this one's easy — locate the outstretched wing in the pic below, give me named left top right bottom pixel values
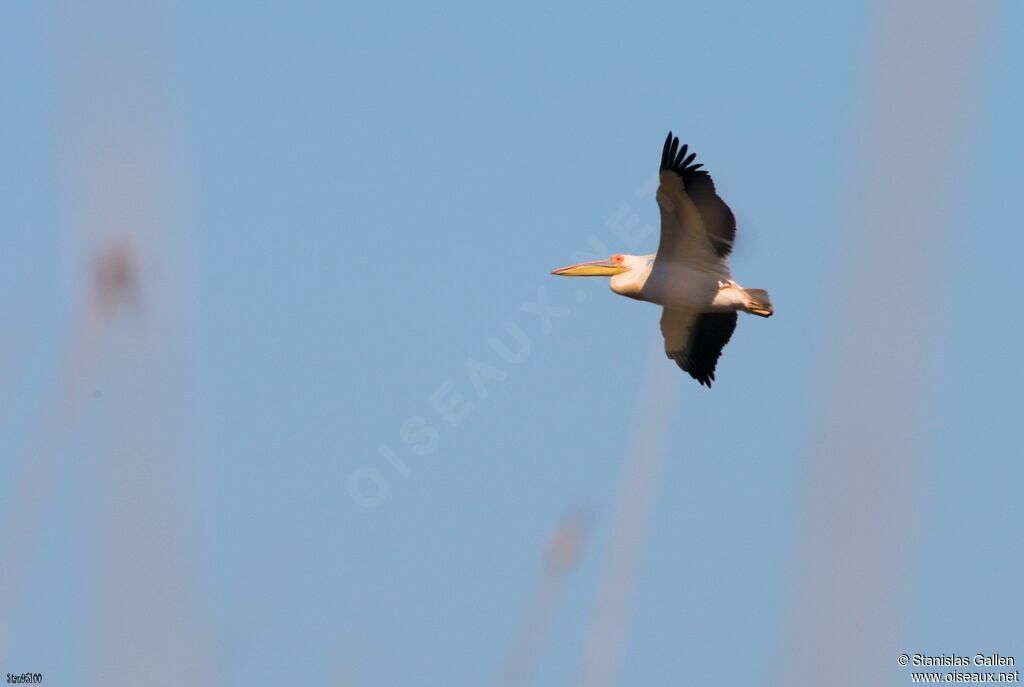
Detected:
left=660, top=307, right=738, bottom=387
left=655, top=132, right=736, bottom=267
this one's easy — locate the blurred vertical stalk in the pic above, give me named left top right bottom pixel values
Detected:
left=496, top=514, right=589, bottom=687
left=46, top=1, right=213, bottom=684
left=777, top=3, right=990, bottom=686
left=0, top=306, right=103, bottom=662
left=578, top=352, right=677, bottom=687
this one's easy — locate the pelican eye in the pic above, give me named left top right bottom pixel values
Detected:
left=612, top=254, right=624, bottom=265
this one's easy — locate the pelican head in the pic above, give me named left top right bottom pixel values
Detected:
left=550, top=253, right=635, bottom=277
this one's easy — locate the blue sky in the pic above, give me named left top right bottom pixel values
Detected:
left=2, top=1, right=1023, bottom=685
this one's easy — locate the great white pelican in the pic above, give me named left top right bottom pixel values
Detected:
left=552, top=132, right=772, bottom=387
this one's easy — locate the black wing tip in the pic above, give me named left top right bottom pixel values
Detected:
left=666, top=312, right=737, bottom=387
left=691, top=366, right=715, bottom=387
left=667, top=352, right=716, bottom=387
left=659, top=131, right=706, bottom=180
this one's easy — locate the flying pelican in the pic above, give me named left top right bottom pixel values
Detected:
left=552, top=132, right=772, bottom=387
